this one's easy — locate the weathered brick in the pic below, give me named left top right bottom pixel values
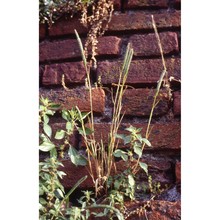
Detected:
left=39, top=24, right=46, bottom=39
left=173, top=91, right=181, bottom=116
left=175, top=161, right=181, bottom=183
left=122, top=88, right=170, bottom=116
left=59, top=157, right=174, bottom=189
left=82, top=122, right=181, bottom=150
left=130, top=32, right=179, bottom=57
left=97, top=58, right=180, bottom=85
left=42, top=61, right=86, bottom=86
left=39, top=36, right=121, bottom=62
left=114, top=0, right=168, bottom=9
left=46, top=11, right=180, bottom=36
left=125, top=200, right=181, bottom=220
left=49, top=16, right=88, bottom=37
left=108, top=11, right=180, bottom=32
left=59, top=159, right=94, bottom=189
left=39, top=88, right=105, bottom=113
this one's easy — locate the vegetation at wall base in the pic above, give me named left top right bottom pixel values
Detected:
left=39, top=21, right=173, bottom=218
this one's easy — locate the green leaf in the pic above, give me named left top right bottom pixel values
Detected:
left=78, top=127, right=93, bottom=136
left=39, top=141, right=55, bottom=152
left=113, top=149, right=128, bottom=161
left=94, top=212, right=106, bottom=217
left=62, top=110, right=70, bottom=121
left=55, top=189, right=64, bottom=199
left=133, top=143, right=142, bottom=157
left=57, top=171, right=66, bottom=179
left=139, top=162, right=148, bottom=175
left=55, top=130, right=65, bottom=140
left=125, top=126, right=135, bottom=133
left=128, top=174, right=135, bottom=187
left=50, top=148, right=57, bottom=158
left=80, top=111, right=91, bottom=120
left=115, top=134, right=125, bottom=139
left=115, top=134, right=131, bottom=145
left=135, top=134, right=142, bottom=142
left=45, top=109, right=54, bottom=116
left=114, top=179, right=121, bottom=190
left=43, top=114, right=49, bottom=124
left=142, top=138, right=152, bottom=147
left=68, top=146, right=87, bottom=166
left=39, top=133, right=50, bottom=142
left=39, top=197, right=47, bottom=205
left=48, top=103, right=61, bottom=111
left=66, top=121, right=73, bottom=131
left=43, top=124, right=52, bottom=138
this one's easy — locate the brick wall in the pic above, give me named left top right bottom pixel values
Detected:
left=39, top=1, right=181, bottom=217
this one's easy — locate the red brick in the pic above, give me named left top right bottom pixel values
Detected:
left=114, top=0, right=168, bottom=9
left=108, top=11, right=180, bottom=32
left=125, top=200, right=181, bottom=220
left=148, top=122, right=181, bottom=150
left=39, top=36, right=121, bottom=62
left=175, top=161, right=181, bottom=183
left=97, top=58, right=180, bottom=85
left=59, top=157, right=174, bottom=189
left=130, top=32, right=179, bottom=57
left=46, top=11, right=180, bottom=37
left=59, top=159, right=94, bottom=189
left=49, top=16, right=88, bottom=37
left=82, top=122, right=181, bottom=150
left=39, top=88, right=105, bottom=113
left=39, top=24, right=46, bottom=39
left=173, top=91, right=181, bottom=116
left=122, top=88, right=170, bottom=116
left=42, top=61, right=86, bottom=86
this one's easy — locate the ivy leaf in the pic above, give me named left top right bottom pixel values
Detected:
left=43, top=124, right=52, bottom=138
left=139, top=162, right=148, bottom=175
left=55, top=130, right=65, bottom=140
left=142, top=138, right=152, bottom=147
left=39, top=141, right=55, bottom=152
left=68, top=146, right=87, bottom=166
left=134, top=144, right=142, bottom=157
